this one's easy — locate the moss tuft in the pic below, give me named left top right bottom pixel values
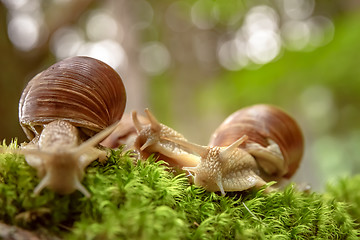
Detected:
left=0, top=142, right=359, bottom=239
left=327, top=175, right=360, bottom=226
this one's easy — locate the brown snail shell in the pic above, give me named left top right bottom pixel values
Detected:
left=209, top=104, right=304, bottom=179
left=19, top=56, right=126, bottom=140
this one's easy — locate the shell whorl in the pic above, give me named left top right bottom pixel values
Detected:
left=209, top=104, right=304, bottom=178
left=19, top=56, right=126, bottom=140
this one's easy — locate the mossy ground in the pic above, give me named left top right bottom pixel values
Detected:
left=0, top=140, right=359, bottom=239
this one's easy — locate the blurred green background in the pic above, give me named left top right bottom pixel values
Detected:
left=1, top=0, right=360, bottom=190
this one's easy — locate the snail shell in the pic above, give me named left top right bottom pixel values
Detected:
left=209, top=104, right=304, bottom=179
left=19, top=56, right=126, bottom=140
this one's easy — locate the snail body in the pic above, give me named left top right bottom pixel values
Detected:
left=132, top=109, right=200, bottom=168
left=15, top=56, right=126, bottom=196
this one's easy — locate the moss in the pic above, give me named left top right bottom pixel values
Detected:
left=0, top=141, right=359, bottom=239
left=326, top=175, right=360, bottom=226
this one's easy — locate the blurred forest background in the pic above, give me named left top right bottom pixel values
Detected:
left=1, top=0, right=360, bottom=190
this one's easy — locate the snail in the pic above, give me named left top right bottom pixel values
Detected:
left=208, top=104, right=304, bottom=179
left=148, top=104, right=304, bottom=195
left=11, top=56, right=126, bottom=197
left=132, top=109, right=200, bottom=168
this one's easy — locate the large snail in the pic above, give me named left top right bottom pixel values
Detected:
left=134, top=105, right=304, bottom=195
left=10, top=56, right=126, bottom=197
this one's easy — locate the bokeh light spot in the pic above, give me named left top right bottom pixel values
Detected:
left=86, top=11, right=119, bottom=41
left=246, top=31, right=281, bottom=64
left=191, top=0, right=216, bottom=29
left=139, top=42, right=171, bottom=75
left=284, top=0, right=315, bottom=20
left=128, top=0, right=154, bottom=28
left=8, top=14, right=40, bottom=51
left=281, top=20, right=311, bottom=51
left=1, top=0, right=28, bottom=10
left=218, top=39, right=248, bottom=71
left=51, top=27, right=84, bottom=59
left=307, top=16, right=335, bottom=48
left=165, top=1, right=192, bottom=32
left=243, top=5, right=279, bottom=36
left=77, top=40, right=127, bottom=70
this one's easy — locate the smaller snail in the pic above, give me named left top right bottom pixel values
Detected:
left=209, top=104, right=304, bottom=179
left=13, top=56, right=127, bottom=197
left=146, top=104, right=304, bottom=195
left=132, top=109, right=200, bottom=168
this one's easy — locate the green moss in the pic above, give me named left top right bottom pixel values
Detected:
left=0, top=141, right=359, bottom=239
left=326, top=175, right=360, bottom=226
